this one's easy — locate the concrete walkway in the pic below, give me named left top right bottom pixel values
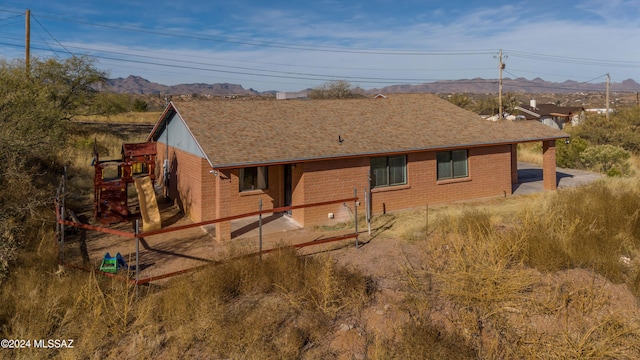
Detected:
left=512, top=162, right=603, bottom=196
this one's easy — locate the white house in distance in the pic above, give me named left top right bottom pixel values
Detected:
left=514, top=100, right=586, bottom=129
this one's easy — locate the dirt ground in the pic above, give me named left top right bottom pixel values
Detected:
left=61, top=188, right=640, bottom=359
left=62, top=195, right=363, bottom=283
left=64, top=121, right=638, bottom=358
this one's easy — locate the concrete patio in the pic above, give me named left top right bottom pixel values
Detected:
left=512, top=162, right=603, bottom=196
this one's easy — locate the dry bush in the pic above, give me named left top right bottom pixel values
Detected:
left=519, top=180, right=640, bottom=293
left=1, top=241, right=374, bottom=359
left=517, top=142, right=543, bottom=165
left=2, top=238, right=156, bottom=359
left=371, top=321, right=477, bottom=359
left=397, top=200, right=640, bottom=358
left=74, top=112, right=161, bottom=124
left=149, top=248, right=374, bottom=358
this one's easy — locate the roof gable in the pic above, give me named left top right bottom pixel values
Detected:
left=149, top=94, right=568, bottom=168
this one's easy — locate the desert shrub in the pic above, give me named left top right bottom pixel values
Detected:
left=580, top=144, right=631, bottom=176
left=399, top=188, right=640, bottom=358
left=572, top=107, right=640, bottom=153
left=373, top=321, right=477, bottom=359
left=519, top=181, right=640, bottom=291
left=308, top=80, right=365, bottom=99
left=153, top=248, right=374, bottom=358
left=133, top=98, right=148, bottom=112
left=556, top=136, right=589, bottom=169
left=0, top=56, right=106, bottom=283
left=518, top=208, right=573, bottom=271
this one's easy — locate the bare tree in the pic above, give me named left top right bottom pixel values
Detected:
left=309, top=80, right=364, bottom=99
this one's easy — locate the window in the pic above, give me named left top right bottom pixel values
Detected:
left=239, top=167, right=268, bottom=191
left=437, top=150, right=468, bottom=180
left=370, top=155, right=407, bottom=188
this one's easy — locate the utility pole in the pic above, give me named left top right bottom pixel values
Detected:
left=25, top=9, right=30, bottom=75
left=498, top=49, right=505, bottom=119
left=606, top=73, right=610, bottom=119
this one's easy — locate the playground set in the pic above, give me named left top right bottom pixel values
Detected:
left=53, top=140, right=362, bottom=284
left=93, top=141, right=159, bottom=225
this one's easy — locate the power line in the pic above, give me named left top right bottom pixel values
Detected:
left=0, top=34, right=497, bottom=84
left=0, top=41, right=500, bottom=85
left=507, top=50, right=640, bottom=68
left=30, top=11, right=497, bottom=56
left=39, top=39, right=498, bottom=74
left=31, top=14, right=73, bottom=56
left=0, top=13, right=22, bottom=23
left=2, top=8, right=637, bottom=91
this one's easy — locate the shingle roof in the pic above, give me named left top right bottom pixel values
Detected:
left=516, top=103, right=585, bottom=120
left=150, top=94, right=568, bottom=168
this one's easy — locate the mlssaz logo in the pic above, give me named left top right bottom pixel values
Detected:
left=34, top=339, right=74, bottom=348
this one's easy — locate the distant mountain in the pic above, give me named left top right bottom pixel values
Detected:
left=369, top=77, right=640, bottom=94
left=106, top=75, right=260, bottom=95
left=107, top=75, right=640, bottom=95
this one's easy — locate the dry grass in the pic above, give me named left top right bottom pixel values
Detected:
left=148, top=248, right=374, bottom=358
left=0, top=245, right=375, bottom=359
left=517, top=142, right=543, bottom=165
left=75, top=112, right=161, bottom=124
left=386, top=178, right=640, bottom=358
left=3, top=118, right=640, bottom=358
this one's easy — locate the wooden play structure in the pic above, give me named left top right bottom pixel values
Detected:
left=93, top=141, right=158, bottom=225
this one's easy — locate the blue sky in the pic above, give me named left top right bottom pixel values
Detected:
left=1, top=0, right=639, bottom=92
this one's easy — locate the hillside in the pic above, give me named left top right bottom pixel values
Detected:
left=106, top=75, right=260, bottom=95
left=106, top=75, right=640, bottom=96
left=369, top=77, right=640, bottom=94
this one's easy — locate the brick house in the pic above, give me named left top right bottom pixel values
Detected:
left=147, top=94, right=568, bottom=241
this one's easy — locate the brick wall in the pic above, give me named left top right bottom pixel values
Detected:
left=155, top=143, right=214, bottom=222
left=291, top=164, right=305, bottom=225
left=427, top=145, right=512, bottom=203
left=543, top=140, right=557, bottom=190
left=222, top=166, right=283, bottom=217
left=157, top=142, right=518, bottom=232
left=299, top=145, right=513, bottom=226
left=301, top=158, right=369, bottom=227
left=511, top=144, right=518, bottom=184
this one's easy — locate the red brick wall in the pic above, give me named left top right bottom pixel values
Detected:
left=428, top=145, right=512, bottom=203
left=223, top=166, right=283, bottom=217
left=301, top=158, right=369, bottom=227
left=299, top=145, right=513, bottom=226
left=511, top=144, right=518, bottom=184
left=291, top=164, right=305, bottom=225
left=158, top=142, right=517, bottom=230
left=543, top=140, right=557, bottom=190
left=155, top=143, right=214, bottom=222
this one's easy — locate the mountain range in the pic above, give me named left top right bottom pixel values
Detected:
left=107, top=75, right=640, bottom=96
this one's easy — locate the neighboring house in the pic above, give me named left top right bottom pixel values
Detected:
left=514, top=100, right=585, bottom=129
left=276, top=91, right=307, bottom=100
left=147, top=94, right=568, bottom=241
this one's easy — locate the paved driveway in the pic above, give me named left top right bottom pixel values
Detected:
left=512, top=162, right=603, bottom=195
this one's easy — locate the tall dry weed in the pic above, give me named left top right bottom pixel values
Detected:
left=74, top=112, right=161, bottom=124
left=148, top=248, right=373, bottom=358
left=517, top=142, right=543, bottom=165
left=398, top=195, right=640, bottom=358
left=518, top=180, right=640, bottom=292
